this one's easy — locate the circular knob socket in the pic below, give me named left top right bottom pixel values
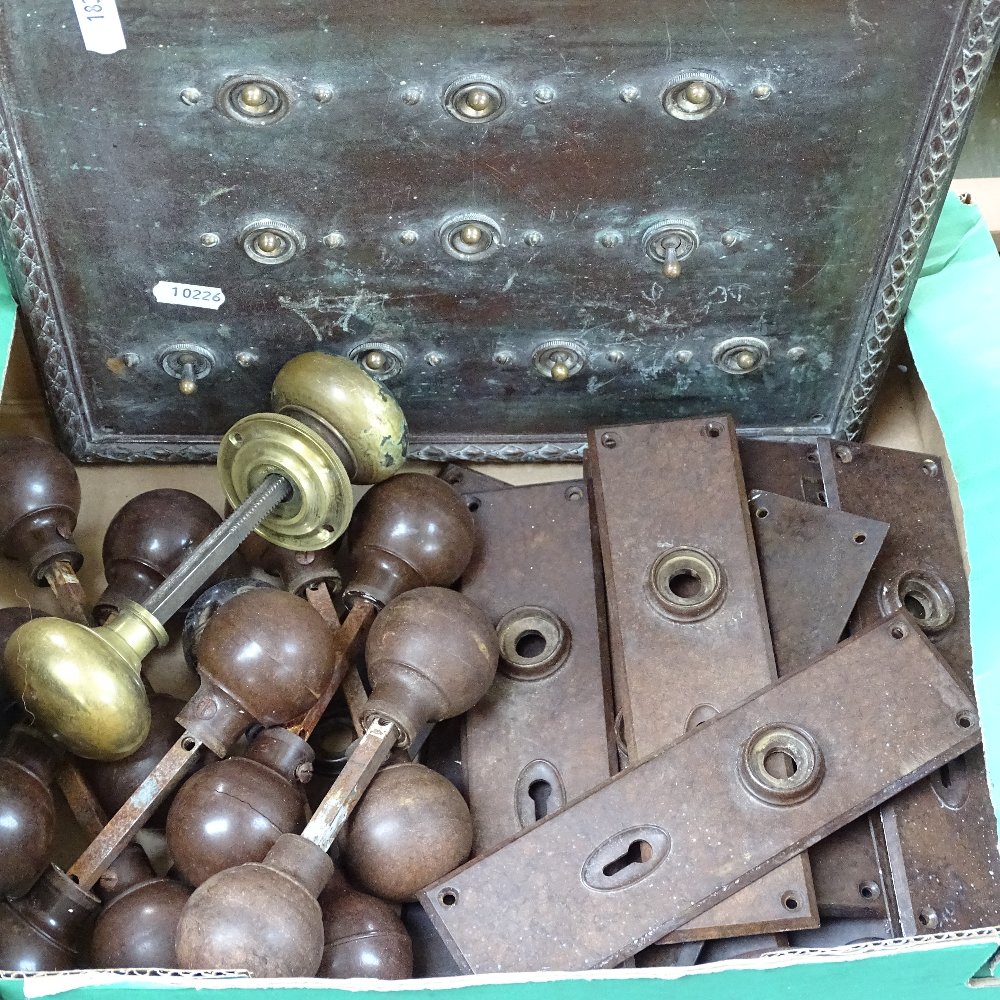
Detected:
left=0, top=727, right=60, bottom=897
left=363, top=587, right=499, bottom=746
left=0, top=437, right=82, bottom=583
left=194, top=588, right=336, bottom=728
left=270, top=352, right=408, bottom=485
left=0, top=866, right=99, bottom=972
left=175, top=834, right=334, bottom=977
left=82, top=693, right=188, bottom=827
left=166, top=728, right=311, bottom=886
left=318, top=870, right=413, bottom=979
left=346, top=474, right=475, bottom=606
left=97, top=489, right=226, bottom=621
left=343, top=761, right=473, bottom=902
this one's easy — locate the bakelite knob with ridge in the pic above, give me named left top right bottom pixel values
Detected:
left=166, top=726, right=313, bottom=886
left=0, top=866, right=99, bottom=971
left=176, top=833, right=335, bottom=978
left=96, top=489, right=233, bottom=622
left=343, top=758, right=474, bottom=903
left=63, top=587, right=336, bottom=895
left=0, top=725, right=61, bottom=897
left=183, top=588, right=335, bottom=756
left=317, top=868, right=413, bottom=979
left=91, top=846, right=191, bottom=968
left=345, top=473, right=475, bottom=607
left=363, top=587, right=500, bottom=748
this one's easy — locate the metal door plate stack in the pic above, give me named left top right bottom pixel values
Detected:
left=419, top=615, right=979, bottom=972
left=587, top=415, right=815, bottom=940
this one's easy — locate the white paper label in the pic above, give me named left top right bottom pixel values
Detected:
left=71, top=0, right=126, bottom=54
left=152, top=281, right=226, bottom=310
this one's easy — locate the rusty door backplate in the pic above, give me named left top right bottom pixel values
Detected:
left=587, top=415, right=815, bottom=941
left=817, top=438, right=1000, bottom=935
left=1, top=3, right=997, bottom=462
left=458, top=480, right=615, bottom=853
left=737, top=436, right=896, bottom=924
left=419, top=614, right=980, bottom=973
left=748, top=490, right=887, bottom=675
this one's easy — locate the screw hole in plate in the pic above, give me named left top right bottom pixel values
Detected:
left=438, top=888, right=459, bottom=907
left=956, top=710, right=975, bottom=730
left=859, top=880, right=881, bottom=900
left=890, top=624, right=908, bottom=640
left=781, top=892, right=801, bottom=911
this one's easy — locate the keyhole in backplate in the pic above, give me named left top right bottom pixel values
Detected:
left=602, top=839, right=653, bottom=877
left=528, top=779, right=552, bottom=821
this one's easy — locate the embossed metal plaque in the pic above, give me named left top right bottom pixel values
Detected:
left=0, top=3, right=996, bottom=461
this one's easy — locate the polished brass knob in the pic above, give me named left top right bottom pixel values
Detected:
left=3, top=604, right=165, bottom=759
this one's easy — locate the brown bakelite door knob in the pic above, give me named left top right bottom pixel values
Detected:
left=363, top=587, right=500, bottom=745
left=91, top=846, right=191, bottom=968
left=343, top=760, right=473, bottom=903
left=0, top=866, right=99, bottom=971
left=96, top=489, right=227, bottom=621
left=82, top=693, right=188, bottom=828
left=346, top=474, right=475, bottom=606
left=178, top=588, right=336, bottom=756
left=317, top=868, right=413, bottom=979
left=176, top=833, right=335, bottom=977
left=0, top=437, right=83, bottom=584
left=0, top=726, right=61, bottom=897
left=166, top=727, right=312, bottom=886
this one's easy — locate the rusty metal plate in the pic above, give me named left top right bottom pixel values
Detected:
left=1, top=3, right=996, bottom=462
left=458, top=480, right=615, bottom=853
left=419, top=614, right=980, bottom=973
left=807, top=814, right=894, bottom=923
left=587, top=415, right=815, bottom=940
left=816, top=438, right=1000, bottom=935
left=748, top=490, right=887, bottom=674
left=739, top=439, right=826, bottom=504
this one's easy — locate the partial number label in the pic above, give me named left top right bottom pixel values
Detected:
left=152, top=281, right=226, bottom=311
left=72, top=0, right=126, bottom=54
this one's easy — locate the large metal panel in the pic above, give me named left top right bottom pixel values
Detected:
left=0, top=3, right=996, bottom=460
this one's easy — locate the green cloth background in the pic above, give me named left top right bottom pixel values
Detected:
left=0, top=196, right=997, bottom=992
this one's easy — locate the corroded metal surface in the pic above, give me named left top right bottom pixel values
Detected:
left=587, top=416, right=815, bottom=940
left=748, top=490, right=887, bottom=674
left=419, top=615, right=980, bottom=973
left=458, top=480, right=615, bottom=853
left=817, top=438, right=1000, bottom=935
left=1, top=4, right=996, bottom=460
